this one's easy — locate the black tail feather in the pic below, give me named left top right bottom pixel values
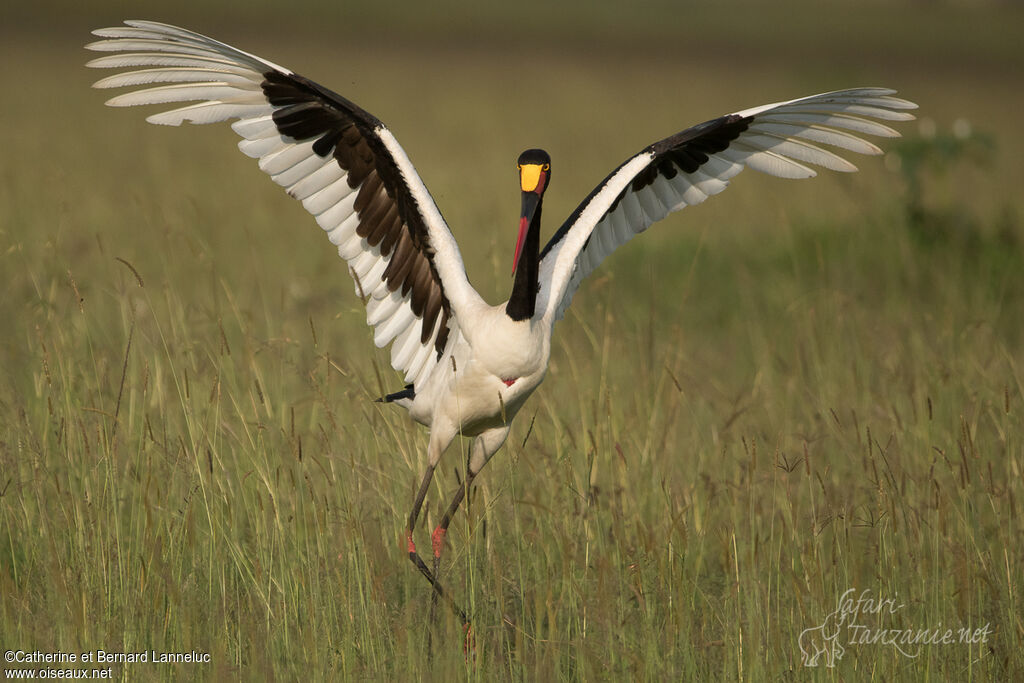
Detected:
left=376, top=383, right=415, bottom=403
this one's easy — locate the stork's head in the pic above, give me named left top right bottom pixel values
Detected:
left=514, top=149, right=551, bottom=274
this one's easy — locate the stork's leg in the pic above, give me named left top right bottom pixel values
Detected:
left=426, top=427, right=510, bottom=651
left=405, top=427, right=468, bottom=624
left=431, top=470, right=472, bottom=583
left=430, top=427, right=510, bottom=594
left=406, top=463, right=435, bottom=552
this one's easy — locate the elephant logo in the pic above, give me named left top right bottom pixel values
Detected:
left=799, top=607, right=846, bottom=668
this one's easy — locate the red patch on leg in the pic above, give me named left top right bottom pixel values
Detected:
left=431, top=526, right=446, bottom=558
left=406, top=529, right=416, bottom=554
left=502, top=377, right=517, bottom=387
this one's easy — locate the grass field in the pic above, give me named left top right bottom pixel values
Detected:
left=2, top=2, right=1023, bottom=680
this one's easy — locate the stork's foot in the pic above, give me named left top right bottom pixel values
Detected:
left=463, top=622, right=476, bottom=659
left=432, top=526, right=447, bottom=558
left=430, top=526, right=447, bottom=606
left=406, top=528, right=469, bottom=626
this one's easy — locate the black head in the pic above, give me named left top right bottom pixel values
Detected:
left=517, top=149, right=552, bottom=192
left=517, top=148, right=551, bottom=168
left=512, top=149, right=551, bottom=277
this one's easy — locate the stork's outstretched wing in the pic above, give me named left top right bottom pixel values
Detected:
left=536, top=89, right=916, bottom=323
left=87, top=20, right=481, bottom=389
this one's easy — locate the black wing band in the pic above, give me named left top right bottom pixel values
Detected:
left=262, top=72, right=452, bottom=355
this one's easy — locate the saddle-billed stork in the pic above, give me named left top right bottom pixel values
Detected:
left=87, top=20, right=916, bottom=624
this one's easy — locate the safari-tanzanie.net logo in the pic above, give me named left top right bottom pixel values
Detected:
left=799, top=588, right=992, bottom=668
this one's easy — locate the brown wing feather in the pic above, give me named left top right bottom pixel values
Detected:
left=262, top=71, right=452, bottom=356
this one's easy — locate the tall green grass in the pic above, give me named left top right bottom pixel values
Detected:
left=2, top=7, right=1023, bottom=680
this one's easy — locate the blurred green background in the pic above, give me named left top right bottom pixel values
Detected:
left=2, top=1, right=1022, bottom=680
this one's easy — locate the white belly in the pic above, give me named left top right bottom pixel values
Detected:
left=407, top=305, right=550, bottom=435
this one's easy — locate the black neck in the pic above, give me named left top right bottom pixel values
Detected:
left=506, top=205, right=541, bottom=321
